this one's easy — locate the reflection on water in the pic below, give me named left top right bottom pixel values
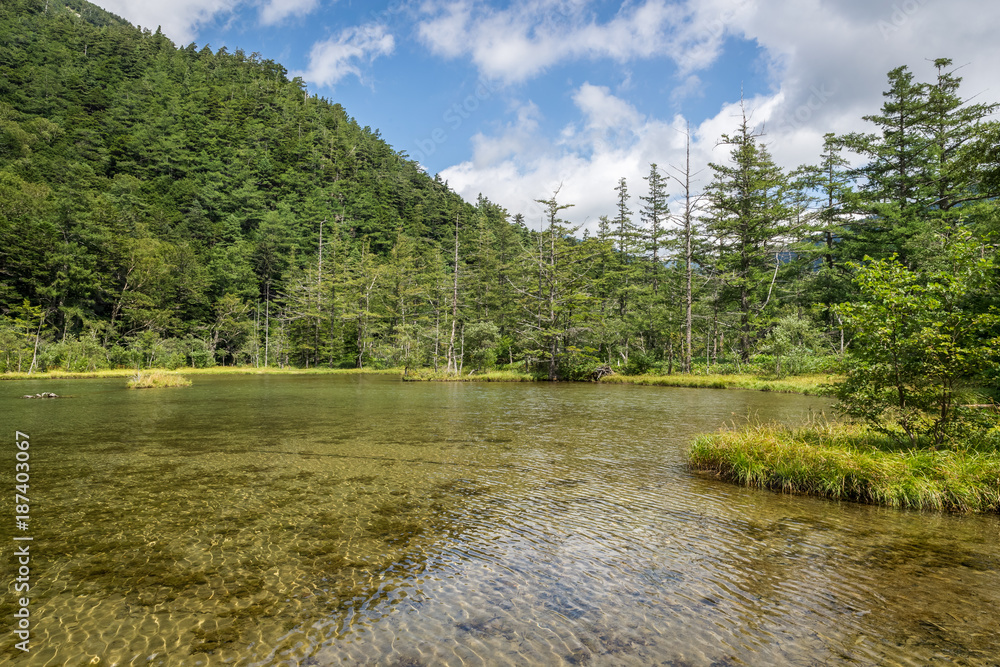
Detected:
left=2, top=375, right=998, bottom=666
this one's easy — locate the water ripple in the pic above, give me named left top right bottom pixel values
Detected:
left=3, top=376, right=999, bottom=665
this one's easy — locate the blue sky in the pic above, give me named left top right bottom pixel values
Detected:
left=92, top=0, right=1000, bottom=230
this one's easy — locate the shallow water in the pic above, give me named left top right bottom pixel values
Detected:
left=1, top=374, right=998, bottom=666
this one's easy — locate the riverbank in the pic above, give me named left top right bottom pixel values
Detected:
left=401, top=369, right=535, bottom=382
left=402, top=369, right=839, bottom=394
left=598, top=372, right=838, bottom=395
left=3, top=365, right=839, bottom=397
left=0, top=367, right=403, bottom=380
left=689, top=421, right=1000, bottom=513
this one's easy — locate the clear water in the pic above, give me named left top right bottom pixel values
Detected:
left=1, top=374, right=998, bottom=666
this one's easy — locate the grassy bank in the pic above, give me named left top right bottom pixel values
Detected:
left=401, top=369, right=536, bottom=382
left=599, top=372, right=839, bottom=395
left=690, top=421, right=1000, bottom=512
left=127, top=370, right=192, bottom=389
left=2, top=366, right=838, bottom=396
left=401, top=369, right=839, bottom=392
left=1, top=366, right=403, bottom=381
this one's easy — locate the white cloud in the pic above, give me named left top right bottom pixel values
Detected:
left=439, top=0, right=1000, bottom=231
left=292, top=23, right=395, bottom=88
left=573, top=83, right=643, bottom=132
left=259, top=0, right=322, bottom=26
left=442, top=85, right=706, bottom=230
left=91, top=0, right=328, bottom=45
left=469, top=101, right=545, bottom=168
left=414, top=0, right=758, bottom=83
left=416, top=0, right=724, bottom=84
left=90, top=0, right=239, bottom=44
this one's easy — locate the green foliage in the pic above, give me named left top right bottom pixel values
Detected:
left=556, top=345, right=602, bottom=381
left=463, top=321, right=500, bottom=371
left=837, top=59, right=1000, bottom=266
left=705, top=104, right=797, bottom=362
left=762, top=314, right=826, bottom=378
left=624, top=351, right=654, bottom=376
left=835, top=233, right=1000, bottom=445
left=0, top=0, right=473, bottom=368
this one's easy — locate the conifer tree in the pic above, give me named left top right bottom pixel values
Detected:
left=705, top=105, right=794, bottom=362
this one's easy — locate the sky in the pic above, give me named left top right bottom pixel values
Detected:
left=90, top=0, right=1000, bottom=231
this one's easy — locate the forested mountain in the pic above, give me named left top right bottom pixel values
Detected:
left=1, top=0, right=998, bottom=382
left=0, top=0, right=485, bottom=369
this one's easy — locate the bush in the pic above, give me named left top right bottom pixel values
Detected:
left=557, top=345, right=602, bottom=381
left=463, top=321, right=500, bottom=371
left=38, top=335, right=109, bottom=372
left=835, top=235, right=1000, bottom=445
left=624, top=351, right=654, bottom=376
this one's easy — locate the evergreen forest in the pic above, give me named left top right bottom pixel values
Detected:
left=2, top=0, right=999, bottom=395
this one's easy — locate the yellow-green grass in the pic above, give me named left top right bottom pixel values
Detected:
left=1, top=366, right=403, bottom=381
left=689, top=421, right=1000, bottom=513
left=401, top=369, right=536, bottom=382
left=127, top=370, right=193, bottom=389
left=599, top=372, right=840, bottom=395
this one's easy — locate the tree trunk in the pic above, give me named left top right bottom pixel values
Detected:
left=447, top=214, right=459, bottom=374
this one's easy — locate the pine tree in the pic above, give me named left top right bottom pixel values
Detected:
left=640, top=164, right=669, bottom=295
left=705, top=104, right=794, bottom=362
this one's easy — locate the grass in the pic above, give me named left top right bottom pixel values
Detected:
left=2, top=365, right=837, bottom=395
left=599, top=372, right=840, bottom=395
left=0, top=366, right=403, bottom=381
left=689, top=420, right=1000, bottom=512
left=127, top=370, right=193, bottom=389
left=401, top=368, right=536, bottom=382
left=401, top=368, right=840, bottom=392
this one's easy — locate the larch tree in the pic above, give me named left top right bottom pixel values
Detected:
left=705, top=104, right=794, bottom=362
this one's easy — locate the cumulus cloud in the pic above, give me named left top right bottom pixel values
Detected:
left=438, top=0, right=1000, bottom=230
left=90, top=0, right=239, bottom=44
left=259, top=0, right=322, bottom=26
left=442, top=85, right=705, bottom=230
left=292, top=23, right=395, bottom=88
left=415, top=0, right=743, bottom=84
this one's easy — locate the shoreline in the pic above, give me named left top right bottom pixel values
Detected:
left=0, top=367, right=404, bottom=381
left=689, top=421, right=1000, bottom=513
left=403, top=369, right=839, bottom=395
left=3, top=367, right=839, bottom=396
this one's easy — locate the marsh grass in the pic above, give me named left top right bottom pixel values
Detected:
left=127, top=370, right=193, bottom=389
left=690, top=420, right=1000, bottom=512
left=1, top=366, right=403, bottom=381
left=600, top=372, right=839, bottom=395
left=402, top=369, right=536, bottom=382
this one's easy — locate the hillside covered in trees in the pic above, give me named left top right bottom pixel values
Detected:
left=2, top=0, right=999, bottom=389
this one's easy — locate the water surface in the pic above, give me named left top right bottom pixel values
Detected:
left=2, top=375, right=998, bottom=666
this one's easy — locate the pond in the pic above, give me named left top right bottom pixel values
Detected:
left=2, top=374, right=998, bottom=666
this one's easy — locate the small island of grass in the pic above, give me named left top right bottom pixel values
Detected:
left=127, top=370, right=192, bottom=389
left=690, top=421, right=1000, bottom=513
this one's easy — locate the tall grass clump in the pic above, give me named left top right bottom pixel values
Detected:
left=690, top=421, right=1000, bottom=513
left=127, top=370, right=192, bottom=389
